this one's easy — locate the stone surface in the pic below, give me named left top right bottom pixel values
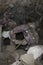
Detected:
left=27, top=45, right=43, bottom=59
left=0, top=25, right=2, bottom=52
left=20, top=54, right=34, bottom=65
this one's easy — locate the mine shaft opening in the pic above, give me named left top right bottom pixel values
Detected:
left=15, top=32, right=24, bottom=40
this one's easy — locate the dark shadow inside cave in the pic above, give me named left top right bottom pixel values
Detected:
left=15, top=32, right=24, bottom=40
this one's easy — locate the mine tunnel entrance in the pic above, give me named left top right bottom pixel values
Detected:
left=15, top=32, right=24, bottom=40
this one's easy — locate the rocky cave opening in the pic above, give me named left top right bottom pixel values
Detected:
left=15, top=32, right=24, bottom=40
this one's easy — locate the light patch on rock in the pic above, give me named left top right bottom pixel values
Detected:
left=27, top=45, right=43, bottom=59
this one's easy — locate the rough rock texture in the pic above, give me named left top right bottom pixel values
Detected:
left=20, top=54, right=34, bottom=65
left=0, top=0, right=43, bottom=44
left=10, top=24, right=38, bottom=45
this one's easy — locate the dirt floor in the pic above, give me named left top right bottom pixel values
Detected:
left=0, top=45, right=26, bottom=65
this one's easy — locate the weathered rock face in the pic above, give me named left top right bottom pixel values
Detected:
left=0, top=0, right=10, bottom=4
left=0, top=0, right=43, bottom=25
left=9, top=23, right=39, bottom=45
left=0, top=0, right=43, bottom=44
left=0, top=0, right=35, bottom=5
left=27, top=45, right=43, bottom=59
left=20, top=54, right=34, bottom=65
